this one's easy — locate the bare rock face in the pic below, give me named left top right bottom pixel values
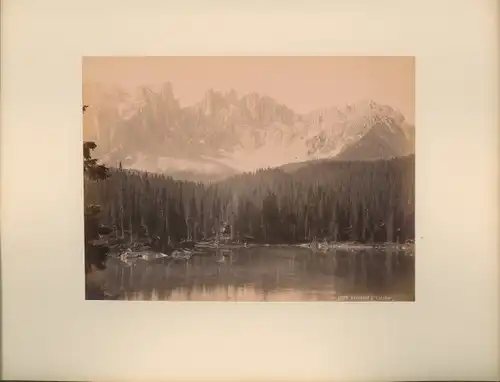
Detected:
left=84, top=83, right=415, bottom=180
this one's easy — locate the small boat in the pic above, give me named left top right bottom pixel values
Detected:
left=300, top=238, right=319, bottom=251
left=121, top=251, right=143, bottom=259
left=119, top=252, right=136, bottom=266
left=297, top=243, right=312, bottom=248
left=318, top=240, right=330, bottom=251
left=171, top=249, right=193, bottom=261
left=195, top=240, right=220, bottom=249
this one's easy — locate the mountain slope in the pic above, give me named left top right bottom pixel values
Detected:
left=83, top=82, right=415, bottom=179
left=336, top=121, right=414, bottom=161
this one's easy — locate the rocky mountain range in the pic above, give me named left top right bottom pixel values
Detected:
left=83, top=82, right=415, bottom=181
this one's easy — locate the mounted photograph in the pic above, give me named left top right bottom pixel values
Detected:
left=82, top=56, right=415, bottom=301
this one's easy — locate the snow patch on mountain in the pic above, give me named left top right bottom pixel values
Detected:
left=83, top=83, right=415, bottom=178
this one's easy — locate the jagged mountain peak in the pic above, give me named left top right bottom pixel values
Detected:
left=83, top=82, right=414, bottom=180
left=311, top=99, right=403, bottom=121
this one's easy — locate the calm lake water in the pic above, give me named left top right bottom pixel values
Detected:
left=102, top=246, right=414, bottom=301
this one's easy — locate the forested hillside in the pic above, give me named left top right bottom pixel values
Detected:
left=84, top=155, right=414, bottom=251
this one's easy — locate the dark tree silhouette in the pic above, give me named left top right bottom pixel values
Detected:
left=84, top=154, right=415, bottom=251
left=83, top=105, right=113, bottom=299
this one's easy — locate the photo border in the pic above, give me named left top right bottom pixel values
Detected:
left=1, top=0, right=498, bottom=380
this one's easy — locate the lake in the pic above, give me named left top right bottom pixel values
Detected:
left=102, top=246, right=415, bottom=301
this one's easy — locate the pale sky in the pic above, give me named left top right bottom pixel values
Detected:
left=83, top=56, right=414, bottom=122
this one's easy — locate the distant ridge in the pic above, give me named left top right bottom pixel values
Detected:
left=83, top=82, right=415, bottom=181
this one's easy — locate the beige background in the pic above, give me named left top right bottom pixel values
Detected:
left=1, top=0, right=498, bottom=381
left=83, top=56, right=415, bottom=122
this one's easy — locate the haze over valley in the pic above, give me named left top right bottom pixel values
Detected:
left=83, top=82, right=415, bottom=181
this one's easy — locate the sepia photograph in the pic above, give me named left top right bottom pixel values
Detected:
left=2, top=1, right=498, bottom=380
left=83, top=56, right=415, bottom=301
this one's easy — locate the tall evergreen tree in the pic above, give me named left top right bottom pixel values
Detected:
left=84, top=154, right=415, bottom=247
left=83, top=105, right=113, bottom=299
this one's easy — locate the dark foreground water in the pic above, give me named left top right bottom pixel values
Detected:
left=100, top=246, right=414, bottom=301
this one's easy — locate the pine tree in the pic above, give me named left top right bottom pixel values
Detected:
left=83, top=105, right=113, bottom=299
left=85, top=154, right=415, bottom=247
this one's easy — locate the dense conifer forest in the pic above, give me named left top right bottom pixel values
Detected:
left=84, top=153, right=415, bottom=252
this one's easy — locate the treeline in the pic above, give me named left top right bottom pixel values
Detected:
left=84, top=155, right=415, bottom=250
left=83, top=105, right=115, bottom=299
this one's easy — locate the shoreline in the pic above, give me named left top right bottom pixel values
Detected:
left=110, top=241, right=415, bottom=257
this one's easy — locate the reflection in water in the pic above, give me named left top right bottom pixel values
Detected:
left=103, top=246, right=415, bottom=301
